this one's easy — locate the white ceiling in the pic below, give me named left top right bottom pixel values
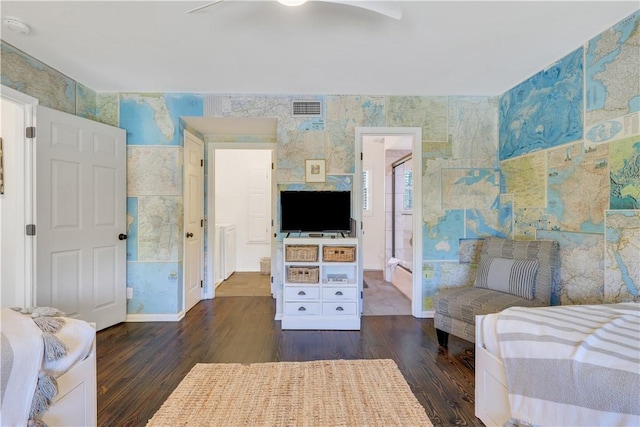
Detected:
left=1, top=1, right=638, bottom=96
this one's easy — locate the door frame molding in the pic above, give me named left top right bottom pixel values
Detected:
left=1, top=85, right=38, bottom=308
left=355, top=127, right=425, bottom=318
left=206, top=142, right=277, bottom=299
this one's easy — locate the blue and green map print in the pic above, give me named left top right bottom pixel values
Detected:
left=499, top=48, right=584, bottom=161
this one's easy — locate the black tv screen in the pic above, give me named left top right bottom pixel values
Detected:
left=280, top=191, right=351, bottom=233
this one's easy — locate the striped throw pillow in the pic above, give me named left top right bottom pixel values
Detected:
left=474, top=257, right=539, bottom=299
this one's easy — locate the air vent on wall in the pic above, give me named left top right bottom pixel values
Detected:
left=291, top=100, right=322, bottom=117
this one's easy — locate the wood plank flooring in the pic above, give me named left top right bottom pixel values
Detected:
left=97, top=297, right=481, bottom=427
left=215, top=271, right=272, bottom=297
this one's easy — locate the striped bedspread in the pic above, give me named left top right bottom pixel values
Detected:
left=496, top=303, right=640, bottom=427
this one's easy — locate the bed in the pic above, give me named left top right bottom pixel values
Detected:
left=0, top=307, right=97, bottom=427
left=475, top=302, right=639, bottom=427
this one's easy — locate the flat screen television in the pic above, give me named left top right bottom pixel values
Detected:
left=280, top=191, right=351, bottom=233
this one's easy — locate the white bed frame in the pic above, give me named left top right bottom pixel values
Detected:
left=474, top=314, right=510, bottom=427
left=41, top=326, right=97, bottom=427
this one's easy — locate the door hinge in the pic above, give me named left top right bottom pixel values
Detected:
left=26, top=127, right=36, bottom=139
left=271, top=219, right=274, bottom=227
left=271, top=162, right=274, bottom=170
left=361, top=291, right=363, bottom=299
left=201, top=219, right=204, bottom=227
left=201, top=159, right=204, bottom=167
left=26, top=224, right=36, bottom=236
left=200, top=280, right=203, bottom=288
left=361, top=152, right=363, bottom=160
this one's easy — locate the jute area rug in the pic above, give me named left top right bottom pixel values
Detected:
left=147, top=359, right=433, bottom=427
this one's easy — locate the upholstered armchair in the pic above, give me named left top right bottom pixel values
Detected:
left=433, top=236, right=559, bottom=347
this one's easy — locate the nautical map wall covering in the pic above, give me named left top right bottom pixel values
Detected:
left=1, top=9, right=637, bottom=314
left=499, top=10, right=639, bottom=304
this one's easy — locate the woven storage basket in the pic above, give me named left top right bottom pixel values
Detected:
left=285, top=245, right=319, bottom=262
left=287, top=266, right=319, bottom=283
left=323, top=246, right=356, bottom=262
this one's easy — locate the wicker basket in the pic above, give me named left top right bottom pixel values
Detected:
left=287, top=266, right=319, bottom=283
left=323, top=246, right=356, bottom=262
left=285, top=245, right=319, bottom=262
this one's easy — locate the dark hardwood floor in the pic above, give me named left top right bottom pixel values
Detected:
left=97, top=297, right=481, bottom=426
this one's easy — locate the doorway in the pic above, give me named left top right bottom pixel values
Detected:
left=181, top=117, right=278, bottom=300
left=355, top=127, right=423, bottom=318
left=1, top=86, right=127, bottom=329
left=212, top=147, right=273, bottom=297
left=0, top=88, right=35, bottom=309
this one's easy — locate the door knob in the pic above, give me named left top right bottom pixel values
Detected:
left=186, top=232, right=194, bottom=238
left=118, top=234, right=127, bottom=240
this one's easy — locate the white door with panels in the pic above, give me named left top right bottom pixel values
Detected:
left=184, top=131, right=204, bottom=313
left=36, top=106, right=126, bottom=330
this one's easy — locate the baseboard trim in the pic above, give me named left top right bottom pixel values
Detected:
left=420, top=310, right=435, bottom=318
left=126, top=312, right=185, bottom=323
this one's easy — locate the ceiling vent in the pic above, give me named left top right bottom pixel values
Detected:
left=291, top=100, right=322, bottom=117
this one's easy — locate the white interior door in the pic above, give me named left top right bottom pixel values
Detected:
left=36, top=105, right=126, bottom=330
left=184, top=131, right=204, bottom=312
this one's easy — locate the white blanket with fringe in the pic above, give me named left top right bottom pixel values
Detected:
left=41, top=316, right=95, bottom=377
left=0, top=308, right=95, bottom=426
left=0, top=308, right=44, bottom=427
left=496, top=303, right=640, bottom=427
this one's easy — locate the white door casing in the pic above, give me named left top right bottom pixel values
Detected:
left=1, top=98, right=27, bottom=307
left=36, top=105, right=126, bottom=330
left=0, top=86, right=37, bottom=309
left=183, top=131, right=204, bottom=312
left=355, top=127, right=423, bottom=318
left=207, top=142, right=276, bottom=300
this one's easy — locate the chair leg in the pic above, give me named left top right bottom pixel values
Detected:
left=436, top=329, right=449, bottom=348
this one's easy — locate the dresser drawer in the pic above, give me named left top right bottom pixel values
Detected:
left=284, top=302, right=321, bottom=316
left=323, top=302, right=357, bottom=315
left=285, top=286, right=320, bottom=300
left=322, top=287, right=357, bottom=301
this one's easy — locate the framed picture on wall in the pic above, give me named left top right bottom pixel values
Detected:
left=305, top=159, right=326, bottom=183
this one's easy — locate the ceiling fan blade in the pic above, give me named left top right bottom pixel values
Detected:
left=185, top=0, right=226, bottom=14
left=317, top=1, right=402, bottom=20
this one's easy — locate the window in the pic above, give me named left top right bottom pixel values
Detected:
left=403, top=170, right=413, bottom=211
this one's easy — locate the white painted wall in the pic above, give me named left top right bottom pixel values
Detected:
left=362, top=138, right=386, bottom=270
left=0, top=98, right=27, bottom=307
left=215, top=149, right=271, bottom=272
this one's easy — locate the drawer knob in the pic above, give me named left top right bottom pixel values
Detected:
left=298, top=291, right=306, bottom=296
left=298, top=306, right=307, bottom=311
left=336, top=306, right=344, bottom=311
left=335, top=291, right=343, bottom=296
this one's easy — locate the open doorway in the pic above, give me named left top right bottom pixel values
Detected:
left=182, top=117, right=278, bottom=300
left=0, top=87, right=36, bottom=309
left=355, top=127, right=423, bottom=318
left=213, top=148, right=273, bottom=297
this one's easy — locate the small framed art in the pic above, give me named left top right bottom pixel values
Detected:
left=305, top=159, right=326, bottom=183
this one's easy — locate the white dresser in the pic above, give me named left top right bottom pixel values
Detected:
left=282, top=237, right=360, bottom=330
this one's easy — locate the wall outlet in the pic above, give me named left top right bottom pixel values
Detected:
left=126, top=287, right=133, bottom=299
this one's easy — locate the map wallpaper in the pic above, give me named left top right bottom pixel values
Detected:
left=1, top=9, right=637, bottom=315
